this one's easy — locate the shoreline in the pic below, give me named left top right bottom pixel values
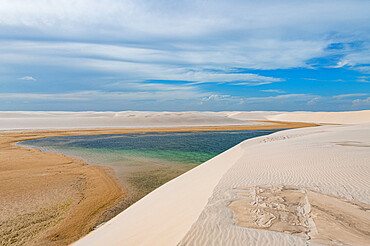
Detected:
left=0, top=121, right=318, bottom=245
left=73, top=122, right=370, bottom=246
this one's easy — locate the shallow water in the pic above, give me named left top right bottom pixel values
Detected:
left=20, top=130, right=281, bottom=167
left=19, top=130, right=282, bottom=212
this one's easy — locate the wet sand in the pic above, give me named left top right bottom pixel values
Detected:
left=0, top=121, right=317, bottom=245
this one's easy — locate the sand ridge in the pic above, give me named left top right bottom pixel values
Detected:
left=179, top=123, right=370, bottom=245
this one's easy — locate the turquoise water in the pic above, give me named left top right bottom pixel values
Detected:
left=20, top=130, right=281, bottom=166
left=19, top=129, right=283, bottom=210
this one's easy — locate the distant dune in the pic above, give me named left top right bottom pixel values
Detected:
left=1, top=110, right=369, bottom=130
left=217, top=110, right=370, bottom=124
left=266, top=110, right=370, bottom=124
left=0, top=111, right=251, bottom=130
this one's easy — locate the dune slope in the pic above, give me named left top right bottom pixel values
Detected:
left=74, top=120, right=370, bottom=246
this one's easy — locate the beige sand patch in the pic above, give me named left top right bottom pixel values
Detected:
left=229, top=185, right=370, bottom=245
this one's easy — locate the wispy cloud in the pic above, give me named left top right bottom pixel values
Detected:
left=357, top=76, right=370, bottom=83
left=200, top=94, right=243, bottom=105
left=260, top=89, right=285, bottom=93
left=352, top=97, right=370, bottom=106
left=1, top=41, right=286, bottom=85
left=333, top=93, right=368, bottom=99
left=0, top=87, right=208, bottom=102
left=244, top=94, right=315, bottom=103
left=306, top=97, right=320, bottom=105
left=18, top=76, right=36, bottom=81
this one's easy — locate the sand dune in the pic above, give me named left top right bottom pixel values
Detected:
left=1, top=110, right=368, bottom=130
left=2, top=110, right=369, bottom=245
left=216, top=110, right=370, bottom=124
left=74, top=112, right=370, bottom=245
left=266, top=110, right=370, bottom=124
left=0, top=111, right=252, bottom=130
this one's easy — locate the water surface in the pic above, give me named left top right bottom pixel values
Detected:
left=20, top=130, right=281, bottom=211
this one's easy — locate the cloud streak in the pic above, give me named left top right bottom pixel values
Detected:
left=18, top=76, right=36, bottom=81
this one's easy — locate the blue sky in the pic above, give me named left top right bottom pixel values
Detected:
left=0, top=0, right=369, bottom=111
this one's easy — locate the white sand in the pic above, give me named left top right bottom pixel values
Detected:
left=73, top=110, right=370, bottom=246
left=1, top=110, right=369, bottom=130
left=266, top=110, right=370, bottom=124
left=217, top=110, right=370, bottom=124
left=0, top=111, right=252, bottom=130
left=0, top=111, right=253, bottom=130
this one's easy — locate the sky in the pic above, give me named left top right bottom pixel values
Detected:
left=0, top=0, right=369, bottom=111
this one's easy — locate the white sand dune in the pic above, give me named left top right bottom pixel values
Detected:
left=0, top=111, right=252, bottom=130
left=266, top=110, right=370, bottom=124
left=73, top=110, right=370, bottom=246
left=212, top=111, right=282, bottom=121
left=216, top=110, right=370, bottom=124
left=1, top=110, right=369, bottom=130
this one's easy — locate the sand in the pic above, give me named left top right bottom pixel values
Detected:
left=1, top=110, right=369, bottom=245
left=229, top=186, right=370, bottom=245
left=0, top=131, right=124, bottom=246
left=2, top=110, right=368, bottom=130
left=73, top=110, right=370, bottom=246
left=0, top=121, right=316, bottom=246
left=266, top=110, right=370, bottom=124
left=216, top=110, right=370, bottom=124
left=0, top=111, right=252, bottom=130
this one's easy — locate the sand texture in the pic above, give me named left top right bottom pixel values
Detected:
left=179, top=124, right=370, bottom=245
left=74, top=121, right=370, bottom=245
left=229, top=186, right=370, bottom=245
left=0, top=132, right=124, bottom=246
left=0, top=122, right=315, bottom=245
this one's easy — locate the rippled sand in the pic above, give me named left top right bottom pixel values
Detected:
left=74, top=114, right=370, bottom=246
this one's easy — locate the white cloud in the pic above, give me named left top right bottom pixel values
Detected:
left=260, top=89, right=285, bottom=93
left=306, top=97, right=320, bottom=105
left=357, top=76, right=370, bottom=83
left=0, top=41, right=285, bottom=85
left=352, top=97, right=370, bottom=106
left=0, top=85, right=208, bottom=102
left=355, top=66, right=370, bottom=74
left=333, top=93, right=368, bottom=99
left=0, top=0, right=369, bottom=111
left=1, top=0, right=369, bottom=72
left=332, top=60, right=351, bottom=68
left=244, top=94, right=316, bottom=103
left=1, top=0, right=368, bottom=39
left=200, top=94, right=242, bottom=104
left=18, top=76, right=36, bottom=81
left=333, top=43, right=370, bottom=71
left=201, top=94, right=230, bottom=102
